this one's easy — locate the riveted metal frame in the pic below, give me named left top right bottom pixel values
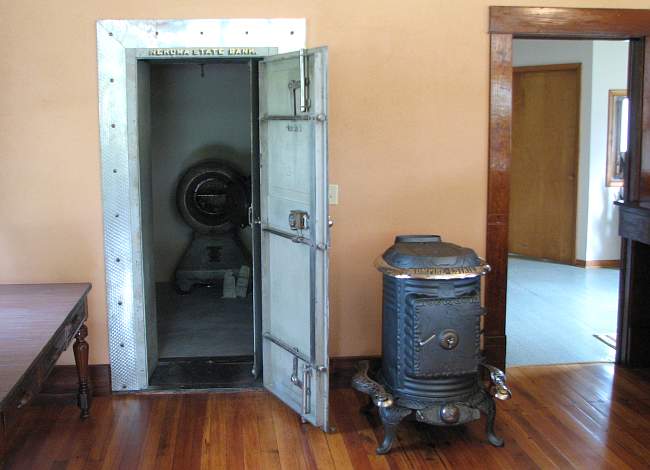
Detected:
left=97, top=19, right=306, bottom=391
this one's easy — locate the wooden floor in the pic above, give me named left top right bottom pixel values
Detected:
left=2, top=363, right=650, bottom=469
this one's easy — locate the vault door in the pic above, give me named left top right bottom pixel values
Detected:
left=259, top=48, right=329, bottom=428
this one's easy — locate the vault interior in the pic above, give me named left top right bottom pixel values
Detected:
left=140, top=59, right=259, bottom=387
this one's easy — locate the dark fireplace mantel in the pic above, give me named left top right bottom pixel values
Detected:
left=615, top=201, right=650, bottom=245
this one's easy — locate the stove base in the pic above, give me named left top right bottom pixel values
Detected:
left=352, top=360, right=509, bottom=454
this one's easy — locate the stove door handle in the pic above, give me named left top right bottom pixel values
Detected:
left=418, top=332, right=437, bottom=347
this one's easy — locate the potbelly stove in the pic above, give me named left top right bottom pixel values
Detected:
left=352, top=235, right=511, bottom=454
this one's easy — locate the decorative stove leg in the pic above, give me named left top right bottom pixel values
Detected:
left=376, top=406, right=411, bottom=454
left=476, top=389, right=503, bottom=447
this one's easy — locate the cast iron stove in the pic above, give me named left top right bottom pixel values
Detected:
left=352, top=235, right=511, bottom=453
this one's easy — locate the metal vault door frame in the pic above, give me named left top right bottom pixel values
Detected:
left=96, top=19, right=306, bottom=391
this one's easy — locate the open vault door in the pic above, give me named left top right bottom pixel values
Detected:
left=259, top=47, right=329, bottom=429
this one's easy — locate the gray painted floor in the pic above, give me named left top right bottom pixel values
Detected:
left=156, top=282, right=254, bottom=358
left=506, top=256, right=618, bottom=366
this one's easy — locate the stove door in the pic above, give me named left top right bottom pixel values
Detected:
left=259, top=47, right=329, bottom=429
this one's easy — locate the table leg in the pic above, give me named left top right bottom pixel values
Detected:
left=73, top=324, right=90, bottom=419
left=0, top=412, right=6, bottom=462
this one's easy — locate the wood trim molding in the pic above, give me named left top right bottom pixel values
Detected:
left=490, top=6, right=650, bottom=38
left=575, top=259, right=621, bottom=269
left=641, top=37, right=650, bottom=201
left=513, top=63, right=581, bottom=74
left=485, top=33, right=512, bottom=370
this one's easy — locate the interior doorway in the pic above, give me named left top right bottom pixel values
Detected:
left=505, top=39, right=628, bottom=366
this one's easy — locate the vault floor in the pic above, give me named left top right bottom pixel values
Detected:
left=156, top=282, right=254, bottom=359
left=149, top=356, right=260, bottom=389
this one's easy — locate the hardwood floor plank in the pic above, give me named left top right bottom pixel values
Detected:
left=330, top=390, right=375, bottom=470
left=153, top=396, right=182, bottom=470
left=118, top=398, right=154, bottom=470
left=271, top=397, right=312, bottom=470
left=65, top=397, right=112, bottom=470
left=172, top=395, right=207, bottom=470
left=2, top=404, right=63, bottom=469
left=351, top=391, right=417, bottom=470
left=98, top=398, right=142, bottom=470
left=135, top=398, right=167, bottom=470
left=201, top=395, right=227, bottom=470
left=253, top=393, right=282, bottom=470
left=322, top=395, right=356, bottom=470
left=2, top=364, right=650, bottom=470
left=301, top=416, right=336, bottom=469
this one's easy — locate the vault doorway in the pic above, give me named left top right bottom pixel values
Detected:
left=142, top=59, right=260, bottom=389
left=97, top=19, right=331, bottom=430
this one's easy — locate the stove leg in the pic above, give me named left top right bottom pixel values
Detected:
left=477, top=389, right=503, bottom=447
left=376, top=406, right=411, bottom=454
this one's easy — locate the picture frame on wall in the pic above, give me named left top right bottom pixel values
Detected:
left=606, top=89, right=628, bottom=187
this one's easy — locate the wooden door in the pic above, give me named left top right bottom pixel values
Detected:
left=509, top=64, right=580, bottom=264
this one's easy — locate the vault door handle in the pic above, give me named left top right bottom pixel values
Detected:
left=299, top=49, right=307, bottom=112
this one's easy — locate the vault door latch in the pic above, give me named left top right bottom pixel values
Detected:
left=290, top=356, right=312, bottom=421
left=289, top=210, right=309, bottom=231
left=288, top=49, right=310, bottom=116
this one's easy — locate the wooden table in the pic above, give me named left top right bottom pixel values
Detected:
left=0, top=283, right=92, bottom=455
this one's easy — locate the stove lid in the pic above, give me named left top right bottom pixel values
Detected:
left=375, top=235, right=490, bottom=279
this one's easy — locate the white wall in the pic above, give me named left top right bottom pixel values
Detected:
left=587, top=41, right=628, bottom=261
left=150, top=62, right=252, bottom=282
left=512, top=39, right=627, bottom=263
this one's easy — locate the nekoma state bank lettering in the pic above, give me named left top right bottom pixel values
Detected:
left=149, top=48, right=259, bottom=56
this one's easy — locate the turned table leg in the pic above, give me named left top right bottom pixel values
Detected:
left=73, top=324, right=90, bottom=419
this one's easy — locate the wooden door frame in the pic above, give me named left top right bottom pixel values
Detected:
left=511, top=62, right=581, bottom=265
left=486, top=6, right=650, bottom=369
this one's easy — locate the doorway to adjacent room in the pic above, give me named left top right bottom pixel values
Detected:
left=505, top=38, right=628, bottom=366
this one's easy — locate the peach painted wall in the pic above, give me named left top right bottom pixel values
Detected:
left=1, top=0, right=647, bottom=365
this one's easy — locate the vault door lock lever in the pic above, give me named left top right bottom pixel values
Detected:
left=299, top=48, right=308, bottom=112
left=288, top=49, right=309, bottom=116
left=289, top=210, right=309, bottom=231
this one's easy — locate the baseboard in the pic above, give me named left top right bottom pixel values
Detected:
left=34, top=364, right=112, bottom=404
left=36, top=359, right=375, bottom=401
left=329, top=355, right=381, bottom=388
left=575, top=259, right=620, bottom=268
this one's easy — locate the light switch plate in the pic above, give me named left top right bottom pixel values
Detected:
left=328, top=184, right=339, bottom=205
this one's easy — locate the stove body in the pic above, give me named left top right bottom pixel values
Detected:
left=353, top=235, right=511, bottom=454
